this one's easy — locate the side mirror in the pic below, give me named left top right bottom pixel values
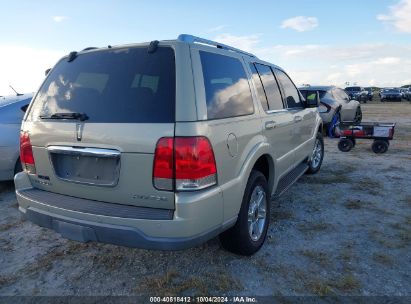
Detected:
left=306, top=91, right=320, bottom=108
left=45, top=68, right=51, bottom=76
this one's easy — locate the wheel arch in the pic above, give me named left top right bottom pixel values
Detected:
left=251, top=154, right=275, bottom=197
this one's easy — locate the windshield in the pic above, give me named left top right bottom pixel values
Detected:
left=386, top=89, right=400, bottom=93
left=28, top=46, right=175, bottom=123
left=299, top=90, right=326, bottom=99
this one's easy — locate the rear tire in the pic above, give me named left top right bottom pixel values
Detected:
left=372, top=140, right=389, bottom=154
left=338, top=138, right=354, bottom=152
left=219, top=170, right=270, bottom=256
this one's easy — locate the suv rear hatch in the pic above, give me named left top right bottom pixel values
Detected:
left=24, top=45, right=176, bottom=209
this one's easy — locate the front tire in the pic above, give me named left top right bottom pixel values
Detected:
left=306, top=132, right=324, bottom=174
left=219, top=170, right=270, bottom=256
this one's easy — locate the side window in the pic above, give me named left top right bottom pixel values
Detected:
left=200, top=51, right=254, bottom=120
left=249, top=64, right=268, bottom=111
left=254, top=63, right=284, bottom=111
left=274, top=69, right=302, bottom=109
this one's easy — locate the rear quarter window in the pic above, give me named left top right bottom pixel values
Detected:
left=199, top=51, right=254, bottom=120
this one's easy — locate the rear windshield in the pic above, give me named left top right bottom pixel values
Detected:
left=28, top=46, right=175, bottom=123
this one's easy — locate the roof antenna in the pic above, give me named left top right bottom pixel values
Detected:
left=9, top=85, right=23, bottom=96
left=148, top=40, right=159, bottom=53
left=67, top=51, right=78, bottom=62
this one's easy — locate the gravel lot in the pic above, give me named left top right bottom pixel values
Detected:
left=1, top=100, right=410, bottom=296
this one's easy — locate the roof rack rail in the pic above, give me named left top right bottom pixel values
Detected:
left=178, top=34, right=256, bottom=58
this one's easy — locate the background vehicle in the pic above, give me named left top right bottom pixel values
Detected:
left=299, top=86, right=362, bottom=134
left=380, top=88, right=402, bottom=102
left=345, top=86, right=368, bottom=103
left=364, top=87, right=373, bottom=101
left=14, top=35, right=323, bottom=255
left=405, top=88, right=411, bottom=101
left=0, top=93, right=33, bottom=181
left=399, top=88, right=407, bottom=99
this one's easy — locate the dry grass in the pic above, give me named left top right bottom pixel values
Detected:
left=300, top=173, right=350, bottom=185
left=24, top=242, right=90, bottom=274
left=299, top=250, right=331, bottom=267
left=307, top=281, right=335, bottom=296
left=271, top=210, right=294, bottom=221
left=381, top=165, right=406, bottom=173
left=297, top=221, right=332, bottom=234
left=368, top=227, right=410, bottom=249
left=89, top=248, right=126, bottom=270
left=0, top=220, right=23, bottom=232
left=332, top=275, right=361, bottom=291
left=372, top=253, right=394, bottom=266
left=351, top=177, right=383, bottom=196
left=0, top=274, right=18, bottom=287
left=137, top=269, right=242, bottom=295
left=344, top=199, right=362, bottom=209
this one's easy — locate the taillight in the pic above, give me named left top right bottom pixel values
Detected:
left=20, top=132, right=36, bottom=174
left=153, top=137, right=174, bottom=190
left=153, top=136, right=217, bottom=191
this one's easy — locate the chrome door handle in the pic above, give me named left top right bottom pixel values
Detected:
left=265, top=121, right=276, bottom=130
left=294, top=115, right=303, bottom=122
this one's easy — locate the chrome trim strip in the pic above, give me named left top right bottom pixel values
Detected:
left=266, top=109, right=288, bottom=114
left=47, top=146, right=120, bottom=158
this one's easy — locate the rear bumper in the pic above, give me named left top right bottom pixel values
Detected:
left=19, top=206, right=226, bottom=250
left=15, top=172, right=231, bottom=250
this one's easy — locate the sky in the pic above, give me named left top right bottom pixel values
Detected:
left=1, top=0, right=410, bottom=95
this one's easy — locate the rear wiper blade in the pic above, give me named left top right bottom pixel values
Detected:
left=40, top=112, right=89, bottom=121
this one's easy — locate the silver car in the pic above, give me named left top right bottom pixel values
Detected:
left=299, top=86, right=362, bottom=133
left=0, top=94, right=33, bottom=181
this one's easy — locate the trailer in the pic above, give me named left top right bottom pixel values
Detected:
left=337, top=122, right=396, bottom=153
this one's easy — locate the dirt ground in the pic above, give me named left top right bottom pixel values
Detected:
left=0, top=99, right=410, bottom=296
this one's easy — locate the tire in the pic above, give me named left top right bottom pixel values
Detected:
left=328, top=109, right=341, bottom=138
left=219, top=170, right=270, bottom=256
left=354, top=107, right=362, bottom=123
left=372, top=140, right=389, bottom=154
left=14, top=158, right=23, bottom=175
left=338, top=138, right=354, bottom=152
left=306, top=132, right=324, bottom=174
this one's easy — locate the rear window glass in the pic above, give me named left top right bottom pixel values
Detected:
left=29, top=47, right=175, bottom=123
left=200, top=51, right=254, bottom=120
